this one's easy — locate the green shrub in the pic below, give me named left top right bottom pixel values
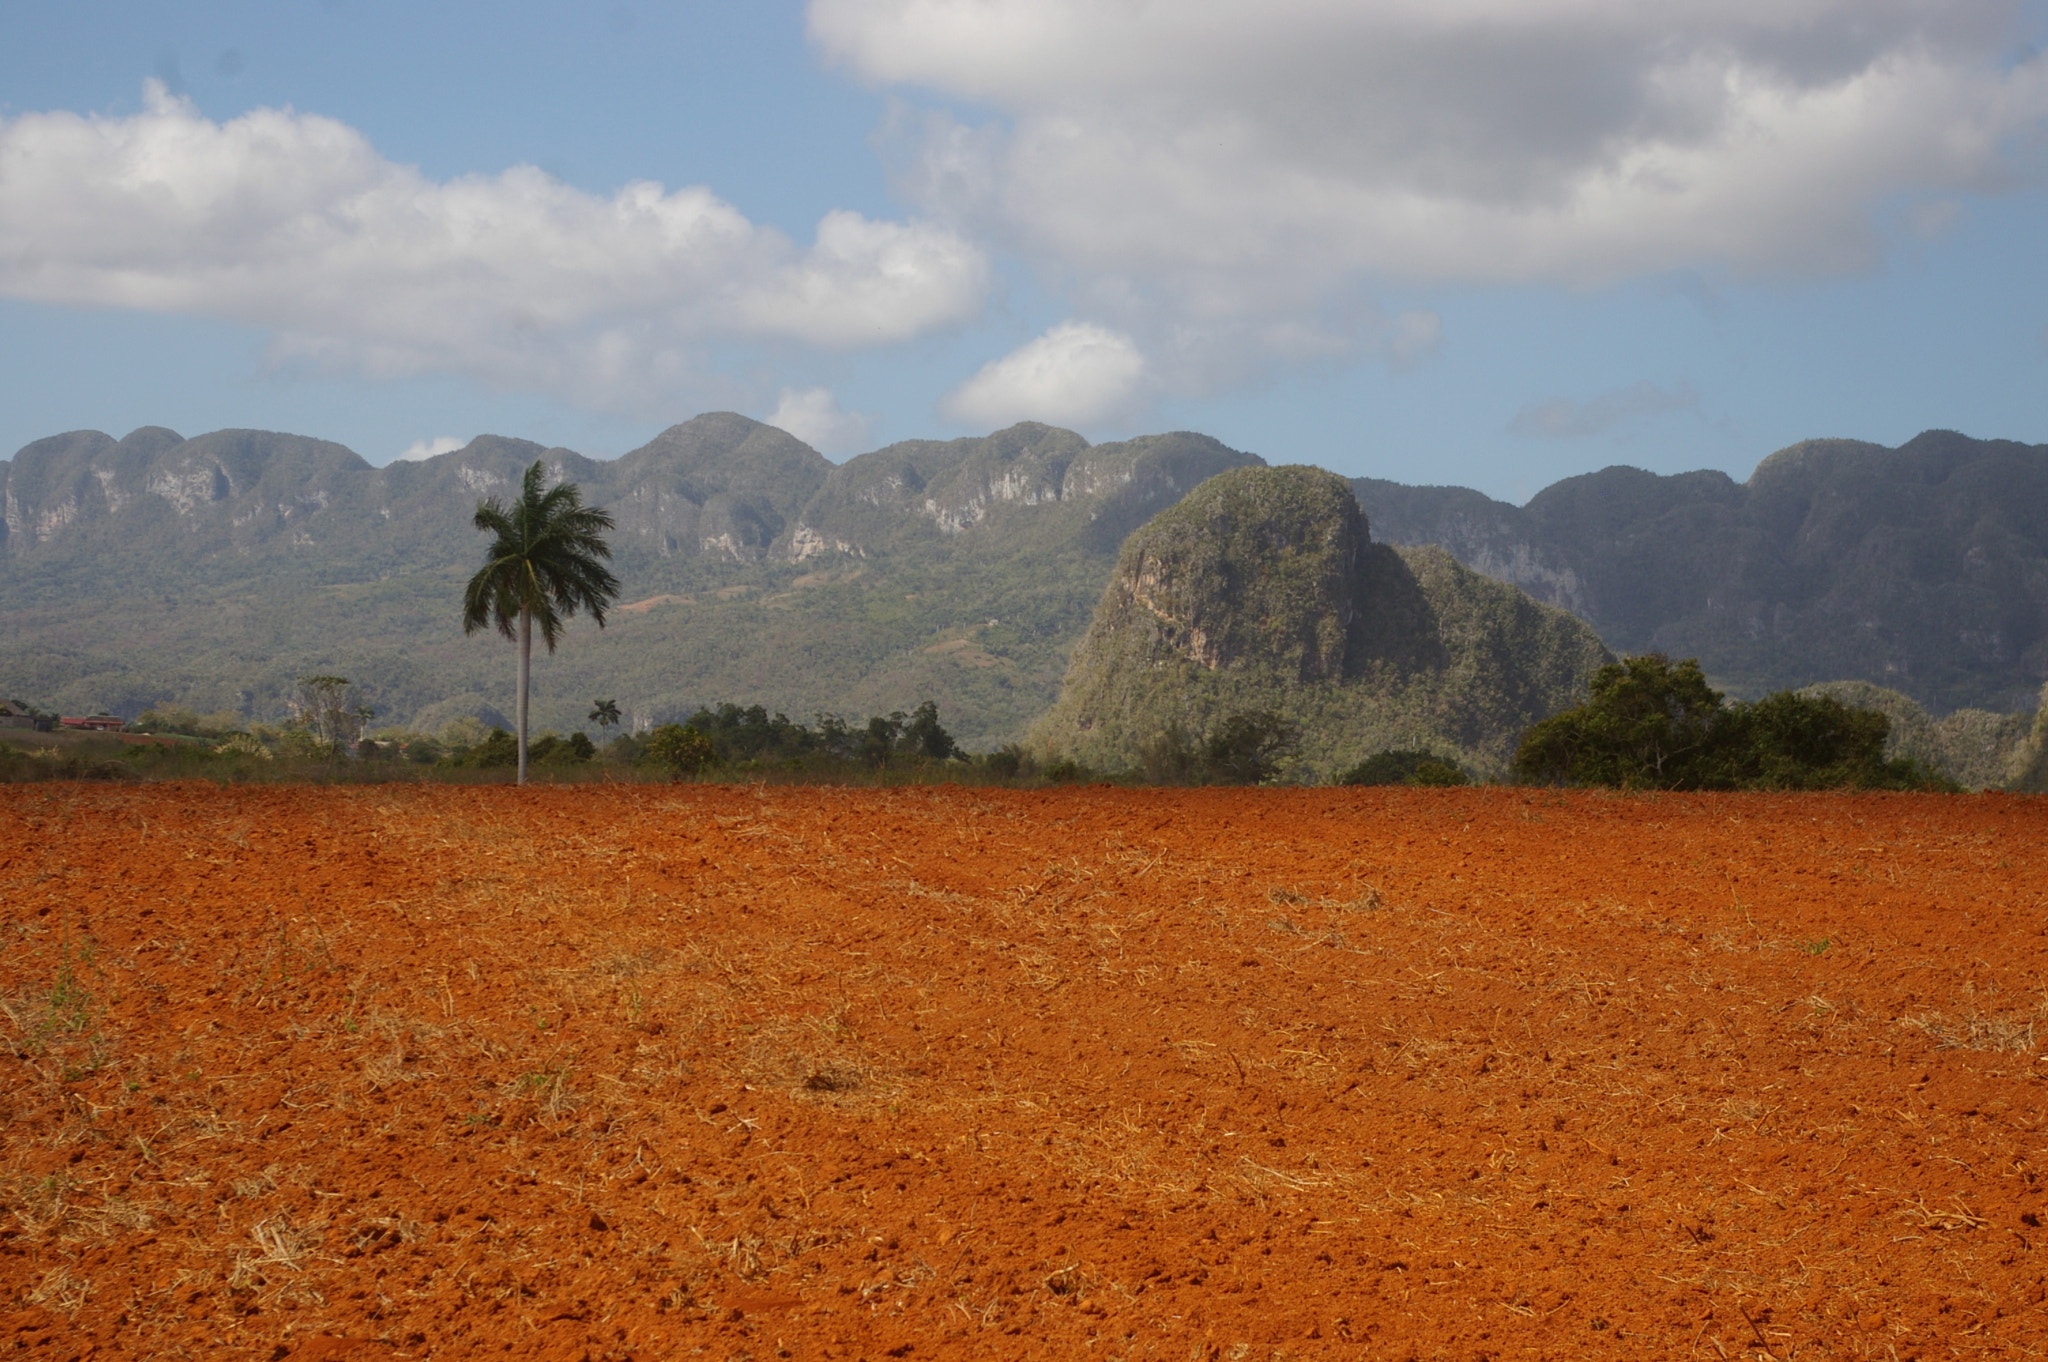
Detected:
left=1129, top=710, right=1301, bottom=786
left=681, top=698, right=959, bottom=770
left=1340, top=749, right=1468, bottom=786
left=980, top=745, right=1029, bottom=779
left=645, top=724, right=718, bottom=777
left=1041, top=757, right=1089, bottom=784
left=462, top=729, right=518, bottom=768
left=546, top=732, right=596, bottom=763
left=1408, top=758, right=1469, bottom=787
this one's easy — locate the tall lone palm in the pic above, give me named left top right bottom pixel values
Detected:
left=463, top=461, right=620, bottom=784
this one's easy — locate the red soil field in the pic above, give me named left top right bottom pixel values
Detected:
left=3, top=783, right=2047, bottom=1360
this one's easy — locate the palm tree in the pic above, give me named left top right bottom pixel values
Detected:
left=463, top=462, right=620, bottom=784
left=589, top=698, right=623, bottom=745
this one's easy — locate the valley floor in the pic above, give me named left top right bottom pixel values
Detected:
left=3, top=783, right=2046, bottom=1358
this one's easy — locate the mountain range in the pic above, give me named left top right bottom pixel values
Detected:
left=0, top=415, right=1254, bottom=748
left=1353, top=428, right=2048, bottom=714
left=3, top=417, right=2044, bottom=751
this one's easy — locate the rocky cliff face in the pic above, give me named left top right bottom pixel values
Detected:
left=781, top=426, right=1257, bottom=562
left=0, top=416, right=1258, bottom=579
left=0, top=416, right=830, bottom=575
left=1034, top=466, right=1614, bottom=780
left=1352, top=430, right=2048, bottom=714
left=1110, top=466, right=1362, bottom=681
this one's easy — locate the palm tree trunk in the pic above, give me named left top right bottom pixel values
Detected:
left=517, top=607, right=532, bottom=786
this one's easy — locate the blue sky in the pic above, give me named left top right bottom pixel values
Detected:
left=2, top=0, right=2045, bottom=501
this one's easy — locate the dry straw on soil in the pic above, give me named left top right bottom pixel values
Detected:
left=3, top=783, right=2046, bottom=1359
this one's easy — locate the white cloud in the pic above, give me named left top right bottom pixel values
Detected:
left=396, top=435, right=466, bottom=462
left=1386, top=310, right=1442, bottom=369
left=0, top=82, right=988, bottom=413
left=815, top=0, right=2048, bottom=387
left=1510, top=380, right=1701, bottom=439
left=764, top=386, right=876, bottom=455
left=941, top=321, right=1148, bottom=429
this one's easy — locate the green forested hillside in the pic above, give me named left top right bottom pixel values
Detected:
left=1031, top=466, right=1615, bottom=780
left=1795, top=680, right=2037, bottom=791
left=6, top=417, right=2045, bottom=754
left=0, top=416, right=1256, bottom=749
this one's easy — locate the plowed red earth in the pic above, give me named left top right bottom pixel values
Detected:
left=4, top=785, right=2047, bottom=1360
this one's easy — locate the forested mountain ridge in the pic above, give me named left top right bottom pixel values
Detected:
left=4, top=419, right=2043, bottom=747
left=0, top=415, right=1259, bottom=745
left=1353, top=429, right=2048, bottom=714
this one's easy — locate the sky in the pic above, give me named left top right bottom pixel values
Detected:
left=2, top=0, right=2046, bottom=502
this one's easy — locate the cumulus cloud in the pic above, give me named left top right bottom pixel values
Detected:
left=1510, top=380, right=1701, bottom=439
left=0, top=82, right=988, bottom=412
left=815, top=0, right=2048, bottom=395
left=396, top=435, right=466, bottom=462
left=764, top=386, right=876, bottom=455
left=941, top=321, right=1148, bottom=429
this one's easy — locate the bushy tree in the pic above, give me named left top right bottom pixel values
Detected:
left=646, top=723, right=718, bottom=777
left=687, top=703, right=820, bottom=763
left=1515, top=654, right=1952, bottom=791
left=288, top=676, right=373, bottom=759
left=899, top=700, right=958, bottom=761
left=468, top=729, right=519, bottom=768
left=1202, top=711, right=1301, bottom=785
left=1733, top=690, right=1892, bottom=789
left=1514, top=655, right=1723, bottom=788
left=1134, top=710, right=1301, bottom=785
left=680, top=698, right=959, bottom=770
left=979, top=744, right=1031, bottom=779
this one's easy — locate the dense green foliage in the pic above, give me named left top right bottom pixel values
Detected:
left=664, top=699, right=961, bottom=773
left=645, top=724, right=719, bottom=776
left=1513, top=654, right=1955, bottom=791
left=2016, top=703, right=2048, bottom=793
left=0, top=694, right=968, bottom=787
left=1339, top=750, right=1470, bottom=787
left=1796, top=680, right=2035, bottom=790
left=1134, top=711, right=1301, bottom=786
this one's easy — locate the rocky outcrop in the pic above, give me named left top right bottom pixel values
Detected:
left=776, top=426, right=1257, bottom=562
left=1035, top=466, right=1613, bottom=780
